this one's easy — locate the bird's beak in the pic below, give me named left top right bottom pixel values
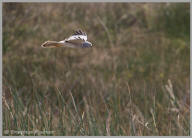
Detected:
left=88, top=41, right=92, bottom=47
left=89, top=42, right=92, bottom=47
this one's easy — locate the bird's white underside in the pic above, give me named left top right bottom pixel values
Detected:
left=57, top=41, right=77, bottom=48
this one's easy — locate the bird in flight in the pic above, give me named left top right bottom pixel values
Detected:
left=41, top=29, right=92, bottom=48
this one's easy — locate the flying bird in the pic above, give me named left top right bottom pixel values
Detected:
left=41, top=29, right=92, bottom=48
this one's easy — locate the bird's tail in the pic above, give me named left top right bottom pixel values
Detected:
left=41, top=41, right=64, bottom=48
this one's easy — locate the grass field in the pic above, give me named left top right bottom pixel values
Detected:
left=3, top=3, right=190, bottom=136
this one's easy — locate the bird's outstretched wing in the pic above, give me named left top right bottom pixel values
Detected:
left=41, top=41, right=64, bottom=48
left=63, top=29, right=87, bottom=44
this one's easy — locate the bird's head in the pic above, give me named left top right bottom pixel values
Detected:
left=82, top=41, right=92, bottom=48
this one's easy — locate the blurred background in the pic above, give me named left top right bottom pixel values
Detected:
left=3, top=3, right=190, bottom=136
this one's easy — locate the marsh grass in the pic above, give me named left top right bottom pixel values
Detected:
left=3, top=3, right=190, bottom=136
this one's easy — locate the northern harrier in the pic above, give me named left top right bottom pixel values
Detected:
left=41, top=29, right=92, bottom=48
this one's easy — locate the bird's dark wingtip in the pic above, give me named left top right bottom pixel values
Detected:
left=73, top=29, right=86, bottom=36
